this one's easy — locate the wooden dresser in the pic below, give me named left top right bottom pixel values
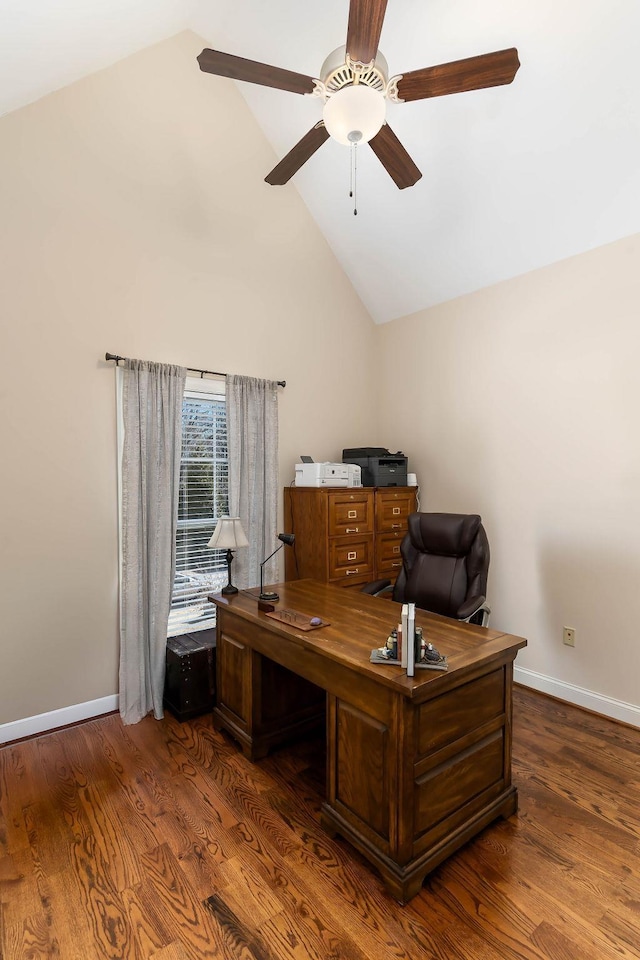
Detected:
left=283, top=486, right=417, bottom=588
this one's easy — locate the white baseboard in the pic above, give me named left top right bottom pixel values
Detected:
left=2, top=672, right=639, bottom=744
left=0, top=695, right=119, bottom=745
left=515, top=667, right=640, bottom=729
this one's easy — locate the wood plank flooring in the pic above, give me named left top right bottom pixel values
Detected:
left=1, top=686, right=640, bottom=959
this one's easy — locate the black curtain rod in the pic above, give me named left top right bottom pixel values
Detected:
left=105, top=353, right=286, bottom=387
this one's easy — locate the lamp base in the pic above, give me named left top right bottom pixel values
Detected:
left=221, top=548, right=238, bottom=596
left=258, top=590, right=279, bottom=602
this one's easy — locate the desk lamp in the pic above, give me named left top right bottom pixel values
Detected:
left=207, top=517, right=249, bottom=595
left=259, top=533, right=295, bottom=603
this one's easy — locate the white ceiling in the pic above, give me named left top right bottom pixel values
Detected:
left=2, top=0, right=639, bottom=323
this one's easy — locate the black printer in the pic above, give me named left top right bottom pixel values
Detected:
left=342, top=447, right=408, bottom=487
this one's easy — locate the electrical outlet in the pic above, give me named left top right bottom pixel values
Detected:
left=563, top=627, right=576, bottom=647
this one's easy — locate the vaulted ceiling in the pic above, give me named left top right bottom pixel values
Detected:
left=2, top=0, right=639, bottom=323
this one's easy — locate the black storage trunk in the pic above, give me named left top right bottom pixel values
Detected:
left=164, top=630, right=216, bottom=721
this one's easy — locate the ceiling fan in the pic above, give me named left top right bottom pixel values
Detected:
left=197, top=0, right=520, bottom=190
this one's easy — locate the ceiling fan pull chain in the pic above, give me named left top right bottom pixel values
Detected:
left=349, top=141, right=354, bottom=200
left=353, top=142, right=358, bottom=216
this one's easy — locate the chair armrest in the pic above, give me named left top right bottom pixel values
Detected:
left=457, top=596, right=490, bottom=625
left=360, top=579, right=393, bottom=598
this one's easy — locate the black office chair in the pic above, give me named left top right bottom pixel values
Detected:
left=363, top=512, right=491, bottom=626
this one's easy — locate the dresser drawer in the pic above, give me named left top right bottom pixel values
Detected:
left=376, top=533, right=405, bottom=578
left=328, top=491, right=374, bottom=536
left=376, top=490, right=415, bottom=532
left=329, top=535, right=374, bottom=581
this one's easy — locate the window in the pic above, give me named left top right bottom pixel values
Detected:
left=167, top=377, right=229, bottom=636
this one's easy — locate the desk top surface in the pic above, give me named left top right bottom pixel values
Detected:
left=210, top=579, right=526, bottom=699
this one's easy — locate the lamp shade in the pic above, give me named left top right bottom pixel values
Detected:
left=207, top=517, right=249, bottom=550
left=323, top=85, right=386, bottom=146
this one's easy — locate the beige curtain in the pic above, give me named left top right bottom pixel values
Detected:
left=119, top=359, right=186, bottom=724
left=226, top=374, right=279, bottom=589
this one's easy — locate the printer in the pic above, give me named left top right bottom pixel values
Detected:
left=342, top=447, right=408, bottom=487
left=295, top=462, right=361, bottom=488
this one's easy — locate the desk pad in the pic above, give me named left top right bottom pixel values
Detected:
left=265, top=609, right=330, bottom=631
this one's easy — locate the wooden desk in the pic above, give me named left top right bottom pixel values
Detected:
left=209, top=579, right=527, bottom=903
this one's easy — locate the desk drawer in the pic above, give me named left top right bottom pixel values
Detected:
left=329, top=535, right=374, bottom=581
left=417, top=669, right=506, bottom=757
left=414, top=730, right=505, bottom=836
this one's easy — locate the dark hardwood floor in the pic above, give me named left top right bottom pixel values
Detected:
left=1, top=686, right=640, bottom=959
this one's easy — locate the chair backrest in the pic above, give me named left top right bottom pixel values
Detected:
left=392, top=513, right=490, bottom=618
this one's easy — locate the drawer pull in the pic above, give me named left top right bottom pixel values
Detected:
left=347, top=551, right=357, bottom=561
left=392, top=561, right=402, bottom=567
left=393, top=507, right=401, bottom=515
left=347, top=510, right=357, bottom=519
left=345, top=569, right=359, bottom=575
left=223, top=635, right=246, bottom=650
left=393, top=545, right=400, bottom=554
left=345, top=527, right=359, bottom=533
left=391, top=523, right=401, bottom=529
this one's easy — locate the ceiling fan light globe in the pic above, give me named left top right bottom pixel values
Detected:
left=323, top=85, right=386, bottom=146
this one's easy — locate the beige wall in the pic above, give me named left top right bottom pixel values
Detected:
left=0, top=31, right=377, bottom=726
left=376, top=234, right=640, bottom=714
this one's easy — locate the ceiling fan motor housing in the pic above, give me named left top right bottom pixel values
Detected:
left=320, top=45, right=388, bottom=94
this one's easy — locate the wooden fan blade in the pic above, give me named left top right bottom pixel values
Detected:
left=368, top=124, right=422, bottom=189
left=346, top=0, right=388, bottom=65
left=395, top=48, right=520, bottom=102
left=265, top=124, right=330, bottom=185
left=197, top=49, right=316, bottom=96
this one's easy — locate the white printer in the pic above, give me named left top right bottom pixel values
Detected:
left=295, top=462, right=361, bottom=488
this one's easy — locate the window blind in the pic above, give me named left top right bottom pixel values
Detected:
left=168, top=392, right=229, bottom=635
